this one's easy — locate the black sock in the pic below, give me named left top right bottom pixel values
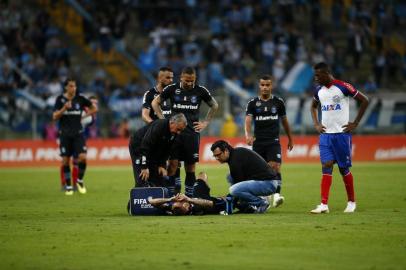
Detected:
left=166, top=176, right=176, bottom=196
left=276, top=173, right=282, bottom=193
left=185, top=172, right=196, bottom=197
left=174, top=167, right=181, bottom=194
left=78, top=162, right=87, bottom=186
left=63, top=165, right=72, bottom=188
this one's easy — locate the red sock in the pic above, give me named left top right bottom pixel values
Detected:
left=60, top=165, right=65, bottom=186
left=343, top=172, right=355, bottom=202
left=72, top=165, right=79, bottom=186
left=321, top=174, right=332, bottom=204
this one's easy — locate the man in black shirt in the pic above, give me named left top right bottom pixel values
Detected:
left=210, top=140, right=281, bottom=213
left=245, top=75, right=294, bottom=208
left=53, top=78, right=97, bottom=195
left=141, top=67, right=183, bottom=193
left=141, top=67, right=173, bottom=123
left=128, top=113, right=187, bottom=187
left=151, top=67, right=218, bottom=197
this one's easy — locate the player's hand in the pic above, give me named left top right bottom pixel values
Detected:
left=287, top=139, right=294, bottom=151
left=139, top=168, right=149, bottom=181
left=314, top=123, right=326, bottom=133
left=193, top=121, right=208, bottom=132
left=246, top=135, right=255, bottom=146
left=64, top=101, right=72, bottom=110
left=342, top=122, right=358, bottom=133
left=175, top=193, right=189, bottom=202
left=158, top=166, right=167, bottom=177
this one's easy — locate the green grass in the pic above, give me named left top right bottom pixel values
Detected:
left=1, top=163, right=406, bottom=270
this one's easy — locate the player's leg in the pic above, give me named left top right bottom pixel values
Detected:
left=333, top=133, right=356, bottom=213
left=60, top=163, right=65, bottom=190
left=74, top=135, right=88, bottom=194
left=184, top=162, right=196, bottom=197
left=128, top=140, right=147, bottom=187
left=59, top=135, right=74, bottom=195
left=166, top=159, right=179, bottom=196
left=266, top=144, right=284, bottom=207
left=311, top=134, right=334, bottom=213
left=72, top=156, right=79, bottom=189
left=174, top=163, right=182, bottom=194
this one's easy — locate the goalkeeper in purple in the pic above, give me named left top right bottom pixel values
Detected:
left=310, top=62, right=369, bottom=214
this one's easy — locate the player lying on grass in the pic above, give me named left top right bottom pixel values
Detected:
left=147, top=172, right=234, bottom=215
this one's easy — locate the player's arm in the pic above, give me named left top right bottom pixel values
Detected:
left=148, top=196, right=175, bottom=207
left=83, top=103, right=98, bottom=118
left=53, top=100, right=71, bottom=121
left=176, top=194, right=214, bottom=209
left=244, top=115, right=254, bottom=146
left=142, top=108, right=154, bottom=124
left=343, top=91, right=369, bottom=132
left=310, top=99, right=325, bottom=133
left=151, top=95, right=165, bottom=120
left=194, top=98, right=219, bottom=132
left=281, top=116, right=294, bottom=151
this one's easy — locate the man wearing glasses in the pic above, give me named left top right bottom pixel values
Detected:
left=210, top=140, right=281, bottom=213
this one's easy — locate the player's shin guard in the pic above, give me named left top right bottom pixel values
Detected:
left=166, top=176, right=176, bottom=196
left=63, top=165, right=72, bottom=190
left=77, top=162, right=86, bottom=186
left=342, top=171, right=355, bottom=202
left=185, top=172, right=196, bottom=197
left=174, top=167, right=181, bottom=194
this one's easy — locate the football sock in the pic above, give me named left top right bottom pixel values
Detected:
left=321, top=174, right=332, bottom=204
left=276, top=173, right=282, bottom=193
left=72, top=159, right=79, bottom=185
left=185, top=172, right=196, bottom=197
left=77, top=162, right=86, bottom=186
left=60, top=165, right=65, bottom=186
left=166, top=176, right=176, bottom=196
left=342, top=171, right=355, bottom=202
left=63, top=165, right=72, bottom=189
left=174, top=167, right=181, bottom=194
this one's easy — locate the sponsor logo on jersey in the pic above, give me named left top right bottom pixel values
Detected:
left=173, top=104, right=199, bottom=109
left=321, top=104, right=342, bottom=111
left=63, top=110, right=81, bottom=115
left=255, top=115, right=278, bottom=121
left=175, top=89, right=181, bottom=94
left=332, top=95, right=341, bottom=104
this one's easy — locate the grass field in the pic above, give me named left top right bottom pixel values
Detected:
left=1, top=163, right=406, bottom=270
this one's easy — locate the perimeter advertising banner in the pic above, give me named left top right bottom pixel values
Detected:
left=0, top=136, right=405, bottom=167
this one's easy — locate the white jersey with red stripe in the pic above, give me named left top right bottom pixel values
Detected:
left=313, top=79, right=358, bottom=133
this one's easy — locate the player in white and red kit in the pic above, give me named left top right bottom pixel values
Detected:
left=310, top=62, right=369, bottom=214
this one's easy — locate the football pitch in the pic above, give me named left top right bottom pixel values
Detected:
left=1, top=163, right=405, bottom=270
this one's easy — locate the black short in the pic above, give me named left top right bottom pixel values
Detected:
left=128, top=142, right=166, bottom=187
left=170, top=127, right=199, bottom=163
left=253, top=142, right=282, bottom=163
left=59, top=134, right=87, bottom=157
left=192, top=179, right=225, bottom=214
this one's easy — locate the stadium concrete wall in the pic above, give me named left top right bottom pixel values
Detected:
left=0, top=136, right=405, bottom=167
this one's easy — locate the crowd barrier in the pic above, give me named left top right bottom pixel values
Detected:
left=0, top=135, right=405, bottom=167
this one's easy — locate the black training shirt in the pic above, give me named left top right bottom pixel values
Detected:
left=246, top=96, right=286, bottom=144
left=227, top=147, right=277, bottom=184
left=130, top=119, right=176, bottom=168
left=142, top=87, right=171, bottom=120
left=54, top=94, right=92, bottom=136
left=159, top=83, right=213, bottom=128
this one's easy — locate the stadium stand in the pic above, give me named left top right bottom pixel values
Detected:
left=0, top=0, right=405, bottom=139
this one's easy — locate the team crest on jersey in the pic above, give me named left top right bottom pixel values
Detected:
left=271, top=106, right=277, bottom=113
left=175, top=89, right=181, bottom=94
left=256, top=101, right=261, bottom=107
left=190, top=96, right=197, bottom=103
left=75, top=103, right=80, bottom=110
left=332, top=95, right=341, bottom=104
